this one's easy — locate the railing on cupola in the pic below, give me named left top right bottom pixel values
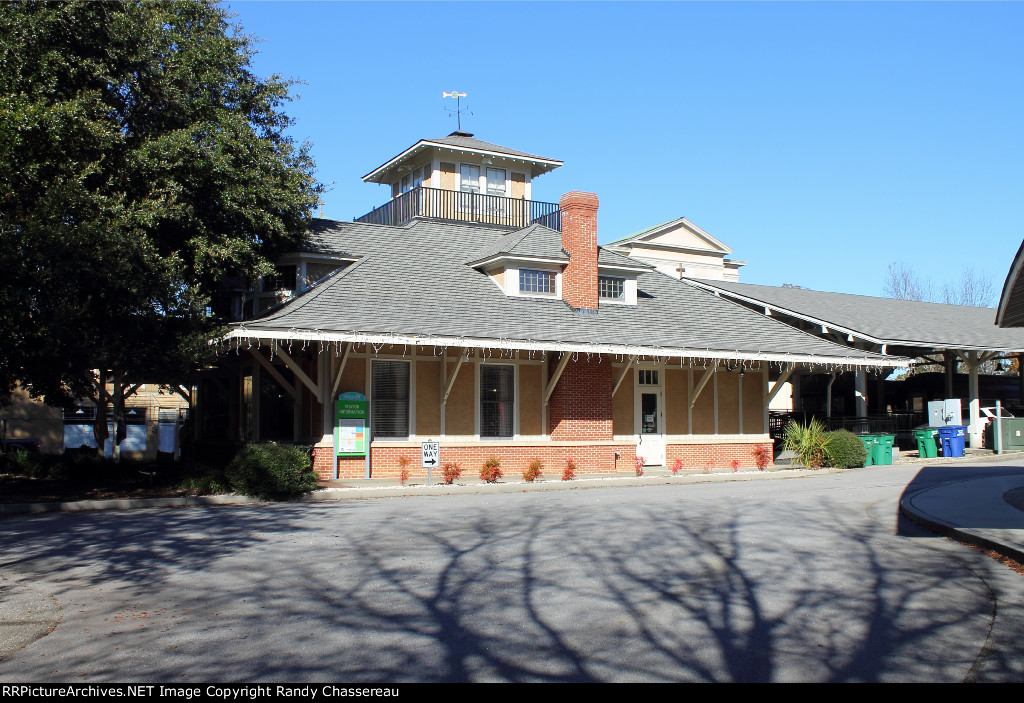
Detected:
left=354, top=186, right=562, bottom=231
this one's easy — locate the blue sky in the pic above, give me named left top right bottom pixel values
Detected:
left=224, top=1, right=1023, bottom=300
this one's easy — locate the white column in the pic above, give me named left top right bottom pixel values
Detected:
left=968, top=352, right=982, bottom=449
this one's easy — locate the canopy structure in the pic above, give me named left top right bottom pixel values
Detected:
left=687, top=279, right=1024, bottom=447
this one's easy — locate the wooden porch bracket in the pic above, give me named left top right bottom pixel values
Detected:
left=689, top=362, right=718, bottom=410
left=170, top=385, right=192, bottom=405
left=612, top=355, right=638, bottom=397
left=122, top=383, right=144, bottom=402
left=274, top=345, right=319, bottom=395
left=543, top=352, right=572, bottom=406
left=248, top=348, right=301, bottom=401
left=442, top=348, right=469, bottom=406
left=766, top=363, right=797, bottom=404
left=330, top=342, right=353, bottom=398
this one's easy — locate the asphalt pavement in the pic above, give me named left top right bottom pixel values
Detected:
left=1, top=452, right=1023, bottom=681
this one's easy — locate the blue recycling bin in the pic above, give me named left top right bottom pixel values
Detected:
left=937, top=425, right=966, bottom=458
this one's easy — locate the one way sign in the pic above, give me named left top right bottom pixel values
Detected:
left=421, top=441, right=439, bottom=468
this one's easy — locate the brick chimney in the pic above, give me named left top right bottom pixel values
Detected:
left=559, top=191, right=599, bottom=310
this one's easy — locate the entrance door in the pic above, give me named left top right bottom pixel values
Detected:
left=635, top=369, right=665, bottom=465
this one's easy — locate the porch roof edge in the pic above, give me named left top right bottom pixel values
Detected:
left=219, top=328, right=909, bottom=369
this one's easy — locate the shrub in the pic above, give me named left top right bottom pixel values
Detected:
left=562, top=459, right=577, bottom=481
left=179, top=466, right=230, bottom=494
left=753, top=445, right=771, bottom=471
left=2, top=448, right=39, bottom=476
left=523, top=458, right=543, bottom=482
left=783, top=419, right=829, bottom=469
left=731, top=459, right=740, bottom=472
left=441, top=462, right=462, bottom=485
left=670, top=458, right=683, bottom=475
left=824, top=430, right=868, bottom=469
left=224, top=443, right=318, bottom=500
left=397, top=455, right=412, bottom=485
left=480, top=456, right=503, bottom=483
left=633, top=454, right=645, bottom=477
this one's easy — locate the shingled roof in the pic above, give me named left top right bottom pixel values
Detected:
left=464, top=224, right=650, bottom=269
left=228, top=219, right=904, bottom=368
left=691, top=280, right=1024, bottom=353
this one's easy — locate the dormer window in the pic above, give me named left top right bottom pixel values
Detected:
left=262, top=265, right=296, bottom=292
left=599, top=276, right=625, bottom=301
left=519, top=269, right=555, bottom=295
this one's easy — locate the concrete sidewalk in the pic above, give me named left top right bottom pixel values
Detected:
left=899, top=467, right=1024, bottom=564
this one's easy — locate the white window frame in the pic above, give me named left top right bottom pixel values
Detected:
left=517, top=268, right=558, bottom=297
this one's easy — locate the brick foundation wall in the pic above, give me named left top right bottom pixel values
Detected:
left=665, top=442, right=774, bottom=470
left=332, top=443, right=635, bottom=479
left=318, top=439, right=773, bottom=480
left=548, top=356, right=613, bottom=440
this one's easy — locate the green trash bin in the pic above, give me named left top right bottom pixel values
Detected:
left=873, top=434, right=895, bottom=466
left=858, top=434, right=878, bottom=467
left=914, top=428, right=939, bottom=459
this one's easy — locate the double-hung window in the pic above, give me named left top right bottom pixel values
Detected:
left=485, top=168, right=506, bottom=196
left=460, top=164, right=481, bottom=193
left=371, top=361, right=409, bottom=439
left=480, top=365, right=514, bottom=438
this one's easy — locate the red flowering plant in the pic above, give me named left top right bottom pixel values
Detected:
left=441, top=462, right=462, bottom=485
left=480, top=456, right=503, bottom=483
left=634, top=454, right=645, bottom=477
left=753, top=445, right=771, bottom=471
left=671, top=458, right=683, bottom=475
left=523, top=458, right=543, bottom=483
left=562, top=459, right=577, bottom=481
left=397, top=455, right=412, bottom=485
left=731, top=459, right=740, bottom=473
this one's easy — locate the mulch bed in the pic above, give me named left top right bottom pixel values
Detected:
left=0, top=472, right=195, bottom=504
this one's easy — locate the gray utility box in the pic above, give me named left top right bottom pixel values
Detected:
left=928, top=399, right=962, bottom=427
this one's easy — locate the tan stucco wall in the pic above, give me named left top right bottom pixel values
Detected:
left=440, top=162, right=456, bottom=190
left=416, top=360, right=440, bottom=436
left=691, top=371, right=716, bottom=434
left=612, top=371, right=633, bottom=435
left=519, top=364, right=542, bottom=436
left=445, top=359, right=475, bottom=435
left=511, top=172, right=526, bottom=199
left=338, top=357, right=366, bottom=396
left=717, top=371, right=739, bottom=434
left=743, top=372, right=765, bottom=434
left=665, top=369, right=688, bottom=435
left=2, top=386, right=64, bottom=454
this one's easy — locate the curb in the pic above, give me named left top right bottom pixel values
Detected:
left=0, top=494, right=263, bottom=516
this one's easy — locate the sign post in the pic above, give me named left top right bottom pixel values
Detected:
left=422, top=440, right=439, bottom=486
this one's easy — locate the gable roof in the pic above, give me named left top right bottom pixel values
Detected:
left=690, top=280, right=1024, bottom=353
left=608, top=217, right=733, bottom=256
left=362, top=131, right=563, bottom=184
left=227, top=218, right=904, bottom=368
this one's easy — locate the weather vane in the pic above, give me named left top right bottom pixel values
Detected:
left=442, top=91, right=472, bottom=131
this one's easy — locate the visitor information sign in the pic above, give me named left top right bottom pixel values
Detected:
left=336, top=392, right=367, bottom=457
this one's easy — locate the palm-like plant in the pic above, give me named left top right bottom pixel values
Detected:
left=783, top=419, right=829, bottom=468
